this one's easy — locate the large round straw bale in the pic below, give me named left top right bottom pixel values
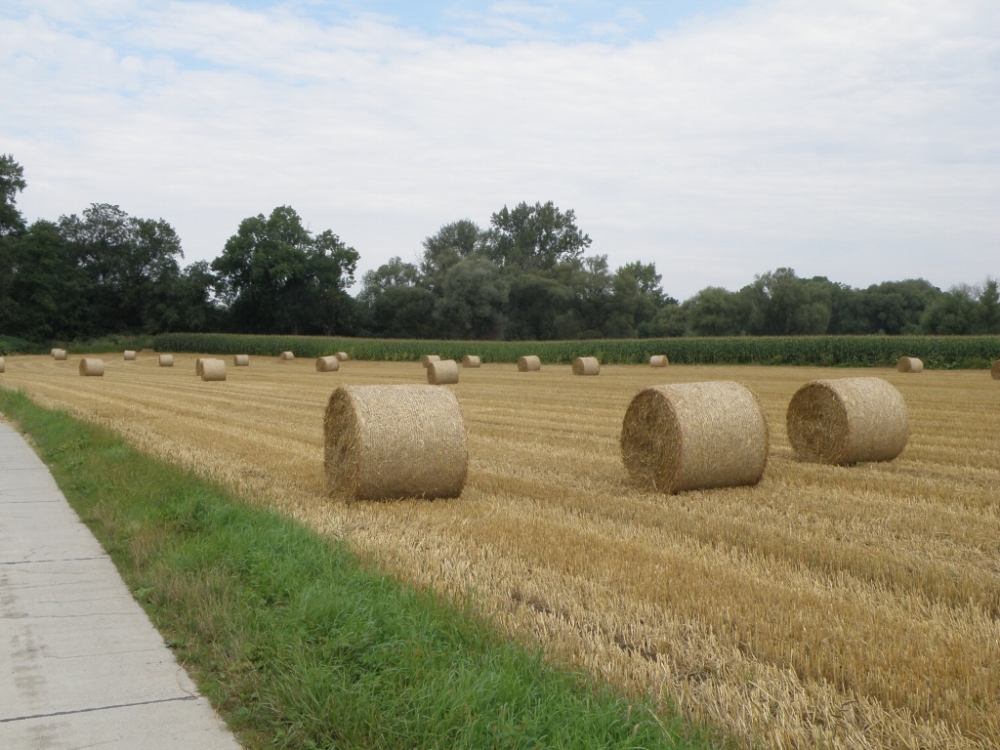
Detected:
left=427, top=359, right=459, bottom=385
left=517, top=355, right=541, bottom=372
left=234, top=354, right=250, bottom=367
left=335, top=351, right=349, bottom=361
left=124, top=350, right=136, bottom=361
left=897, top=356, right=923, bottom=373
left=316, top=355, right=340, bottom=372
left=421, top=354, right=441, bottom=368
left=79, top=358, right=105, bottom=377
left=992, top=360, right=1000, bottom=380
left=572, top=356, right=600, bottom=376
left=462, top=355, right=481, bottom=368
left=0, top=356, right=5, bottom=374
left=201, top=359, right=226, bottom=382
left=158, top=354, right=174, bottom=367
left=621, top=381, right=769, bottom=494
left=324, top=384, right=468, bottom=500
left=649, top=355, right=668, bottom=368
left=786, top=377, right=908, bottom=465
left=52, top=348, right=67, bottom=360
left=280, top=351, right=295, bottom=360
left=50, top=348, right=59, bottom=357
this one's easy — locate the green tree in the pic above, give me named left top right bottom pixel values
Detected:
left=686, top=286, right=745, bottom=336
left=973, top=279, right=1000, bottom=334
left=434, top=258, right=508, bottom=339
left=920, top=286, right=977, bottom=335
left=861, top=279, right=940, bottom=335
left=741, top=268, right=831, bottom=336
left=485, top=201, right=591, bottom=271
left=420, top=220, right=485, bottom=293
left=0, top=155, right=28, bottom=333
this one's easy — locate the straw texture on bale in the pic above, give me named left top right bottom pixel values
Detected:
left=620, top=381, right=769, bottom=494
left=0, top=356, right=5, bottom=374
left=124, top=350, right=136, bottom=361
left=324, top=384, right=468, bottom=501
left=572, top=356, right=600, bottom=376
left=786, top=377, right=909, bottom=465
left=78, top=358, right=105, bottom=377
left=462, top=355, right=481, bottom=368
left=158, top=354, right=174, bottom=367
left=200, top=359, right=226, bottom=382
left=52, top=348, right=67, bottom=360
left=195, top=357, right=206, bottom=376
left=649, top=355, right=668, bottom=368
left=517, top=355, right=541, bottom=372
left=234, top=354, right=250, bottom=367
left=992, top=360, right=1000, bottom=380
left=427, top=359, right=459, bottom=385
left=316, top=355, right=340, bottom=372
left=897, top=356, right=924, bottom=373
left=280, top=351, right=295, bottom=360
left=335, top=351, right=349, bottom=361
left=421, top=354, right=441, bottom=368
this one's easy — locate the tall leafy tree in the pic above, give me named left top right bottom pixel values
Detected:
left=485, top=201, right=591, bottom=271
left=434, top=258, right=508, bottom=339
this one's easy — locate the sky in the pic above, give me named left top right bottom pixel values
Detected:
left=2, top=0, right=998, bottom=300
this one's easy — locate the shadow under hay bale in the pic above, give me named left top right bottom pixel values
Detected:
left=421, top=354, right=440, bottom=368
left=234, top=354, right=250, bottom=367
left=280, top=351, right=295, bottom=360
left=786, top=377, right=908, bottom=465
left=324, top=384, right=468, bottom=501
left=462, top=355, right=481, bottom=368
left=991, top=360, right=1000, bottom=380
left=897, top=356, right=923, bottom=373
left=335, top=351, right=349, bottom=361
left=159, top=354, right=174, bottom=367
left=649, top=355, right=668, bottom=368
left=517, top=355, right=541, bottom=372
left=124, top=350, right=136, bottom=361
left=79, top=358, right=104, bottom=377
left=52, top=348, right=67, bottom=360
left=427, top=359, right=459, bottom=385
left=316, top=355, right=340, bottom=372
left=621, top=381, right=769, bottom=494
left=572, top=357, right=600, bottom=376
left=201, top=359, right=226, bottom=382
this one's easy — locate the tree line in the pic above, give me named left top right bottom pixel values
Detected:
left=2, top=154, right=998, bottom=342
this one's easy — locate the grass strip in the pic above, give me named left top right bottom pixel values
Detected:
left=0, top=387, right=722, bottom=750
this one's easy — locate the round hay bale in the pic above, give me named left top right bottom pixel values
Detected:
left=786, top=377, right=908, bottom=465
left=52, top=348, right=67, bottom=360
left=124, top=350, right=136, bottom=361
left=195, top=357, right=206, bottom=376
left=201, top=359, right=226, bottom=382
left=427, top=359, right=459, bottom=385
left=280, top=351, right=295, bottom=360
left=462, top=355, right=481, bottom=368
left=897, top=356, right=923, bottom=373
left=316, top=355, right=340, bottom=372
left=79, top=358, right=105, bottom=377
left=517, top=355, right=541, bottom=372
left=234, top=354, right=250, bottom=367
left=50, top=348, right=59, bottom=357
left=572, top=356, right=600, bottom=376
left=0, top=356, right=5, bottom=374
left=621, top=381, right=769, bottom=494
left=335, top=351, right=349, bottom=361
left=158, top=354, right=174, bottom=367
left=421, top=354, right=441, bottom=368
left=649, top=355, right=668, bottom=368
left=992, top=360, right=1000, bottom=380
left=324, top=384, right=468, bottom=500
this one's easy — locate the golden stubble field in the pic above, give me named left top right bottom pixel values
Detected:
left=2, top=354, right=998, bottom=750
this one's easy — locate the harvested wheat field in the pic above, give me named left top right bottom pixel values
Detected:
left=2, top=355, right=998, bottom=750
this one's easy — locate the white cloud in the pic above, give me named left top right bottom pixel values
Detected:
left=1, top=0, right=998, bottom=299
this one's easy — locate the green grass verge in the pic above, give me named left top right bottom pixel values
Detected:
left=152, top=332, right=1000, bottom=369
left=0, top=387, right=722, bottom=750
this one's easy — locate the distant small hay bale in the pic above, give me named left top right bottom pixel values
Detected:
left=621, top=381, right=769, bottom=494
left=649, top=355, right=668, bottom=368
left=324, top=384, right=468, bottom=501
left=462, top=355, right=481, bottom=368
left=335, top=351, right=349, bottom=361
left=195, top=357, right=206, bottom=376
left=427, top=359, right=459, bottom=385
left=897, top=356, right=924, bottom=373
left=79, top=358, right=105, bottom=377
left=52, top=348, right=67, bottom=360
left=572, top=356, right=600, bottom=376
left=0, top=356, right=5, bottom=374
left=316, top=355, right=340, bottom=372
left=201, top=359, right=226, bottom=382
left=234, top=354, right=250, bottom=367
left=280, top=351, right=295, bottom=360
left=517, top=355, right=541, bottom=372
left=992, top=360, right=1000, bottom=380
left=422, top=354, right=441, bottom=368
left=124, top=350, right=136, bottom=361
left=158, top=354, right=174, bottom=367
left=786, top=377, right=908, bottom=465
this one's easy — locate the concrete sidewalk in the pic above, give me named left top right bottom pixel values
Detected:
left=0, top=422, right=243, bottom=750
